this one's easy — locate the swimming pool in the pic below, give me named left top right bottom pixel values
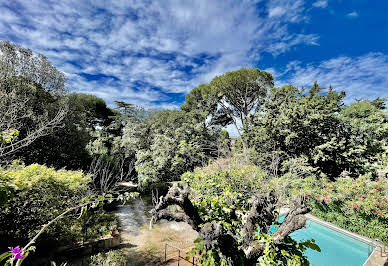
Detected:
left=276, top=215, right=372, bottom=266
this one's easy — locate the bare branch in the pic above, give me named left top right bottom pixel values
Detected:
left=88, top=155, right=136, bottom=194
left=0, top=107, right=67, bottom=159
left=152, top=184, right=204, bottom=230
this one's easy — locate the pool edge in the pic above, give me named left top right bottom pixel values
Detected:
left=305, top=214, right=373, bottom=245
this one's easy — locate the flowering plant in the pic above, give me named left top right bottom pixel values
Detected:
left=309, top=176, right=387, bottom=218
left=292, top=175, right=388, bottom=244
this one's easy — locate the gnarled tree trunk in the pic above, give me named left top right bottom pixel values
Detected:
left=151, top=184, right=311, bottom=265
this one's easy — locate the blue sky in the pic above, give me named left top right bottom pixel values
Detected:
left=0, top=0, right=387, bottom=109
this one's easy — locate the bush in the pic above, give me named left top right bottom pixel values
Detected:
left=149, top=181, right=172, bottom=195
left=182, top=162, right=269, bottom=232
left=88, top=250, right=127, bottom=266
left=181, top=160, right=319, bottom=265
left=0, top=162, right=90, bottom=251
left=284, top=174, right=388, bottom=245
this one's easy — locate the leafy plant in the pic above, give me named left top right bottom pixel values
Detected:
left=88, top=250, right=127, bottom=266
left=283, top=174, right=388, bottom=244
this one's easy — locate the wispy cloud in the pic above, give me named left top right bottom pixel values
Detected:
left=347, top=11, right=359, bottom=18
left=312, top=0, right=328, bottom=8
left=0, top=0, right=319, bottom=108
left=275, top=53, right=388, bottom=101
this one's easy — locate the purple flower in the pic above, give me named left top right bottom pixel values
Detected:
left=8, top=246, right=24, bottom=260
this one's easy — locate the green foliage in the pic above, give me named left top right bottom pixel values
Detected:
left=0, top=40, right=69, bottom=162
left=248, top=83, right=388, bottom=178
left=0, top=42, right=117, bottom=168
left=73, top=210, right=118, bottom=242
left=217, top=130, right=231, bottom=157
left=282, top=174, right=388, bottom=244
left=0, top=251, right=11, bottom=262
left=188, top=238, right=228, bottom=266
left=182, top=162, right=269, bottom=231
left=182, top=162, right=318, bottom=265
left=121, top=109, right=220, bottom=190
left=0, top=162, right=90, bottom=251
left=257, top=234, right=319, bottom=266
left=181, top=83, right=219, bottom=117
left=182, top=68, right=274, bottom=157
left=0, top=159, right=18, bottom=207
left=337, top=99, right=388, bottom=175
left=0, top=130, right=19, bottom=144
left=17, top=93, right=115, bottom=169
left=209, top=68, right=273, bottom=127
left=88, top=249, right=127, bottom=266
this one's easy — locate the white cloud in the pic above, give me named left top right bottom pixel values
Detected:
left=276, top=53, right=388, bottom=101
left=0, top=0, right=318, bottom=108
left=312, top=0, right=328, bottom=8
left=347, top=11, right=359, bottom=18
left=269, top=7, right=287, bottom=17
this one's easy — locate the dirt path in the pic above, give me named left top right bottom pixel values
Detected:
left=115, top=197, right=198, bottom=266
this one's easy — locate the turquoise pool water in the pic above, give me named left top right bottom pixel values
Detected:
left=274, top=216, right=371, bottom=266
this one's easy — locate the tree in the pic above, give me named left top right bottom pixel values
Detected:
left=0, top=39, right=68, bottom=161
left=336, top=99, right=388, bottom=175
left=183, top=68, right=274, bottom=160
left=12, top=93, right=115, bottom=169
left=247, top=83, right=346, bottom=177
left=217, top=129, right=231, bottom=157
left=0, top=86, right=66, bottom=159
left=151, top=184, right=317, bottom=265
left=247, top=82, right=388, bottom=178
left=121, top=109, right=220, bottom=190
left=0, top=41, right=65, bottom=94
left=181, top=84, right=220, bottom=124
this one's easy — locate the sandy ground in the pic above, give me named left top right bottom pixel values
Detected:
left=115, top=197, right=198, bottom=266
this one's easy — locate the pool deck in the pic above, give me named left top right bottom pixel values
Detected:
left=364, top=249, right=388, bottom=266
left=279, top=208, right=388, bottom=266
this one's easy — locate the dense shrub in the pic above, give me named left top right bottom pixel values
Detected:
left=283, top=175, right=388, bottom=244
left=88, top=249, right=127, bottom=266
left=0, top=162, right=90, bottom=251
left=184, top=160, right=388, bottom=246
left=181, top=161, right=319, bottom=265
left=121, top=109, right=220, bottom=191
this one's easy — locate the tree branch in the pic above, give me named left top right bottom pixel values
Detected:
left=241, top=191, right=276, bottom=249
left=272, top=197, right=311, bottom=243
left=152, top=184, right=204, bottom=230
left=152, top=187, right=311, bottom=266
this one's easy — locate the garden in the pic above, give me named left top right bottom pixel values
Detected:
left=0, top=40, right=387, bottom=265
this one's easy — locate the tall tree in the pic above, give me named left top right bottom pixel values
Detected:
left=17, top=93, right=115, bottom=169
left=121, top=109, right=220, bottom=190
left=0, top=41, right=67, bottom=160
left=248, top=82, right=388, bottom=178
left=336, top=98, right=388, bottom=175
left=183, top=68, right=274, bottom=159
